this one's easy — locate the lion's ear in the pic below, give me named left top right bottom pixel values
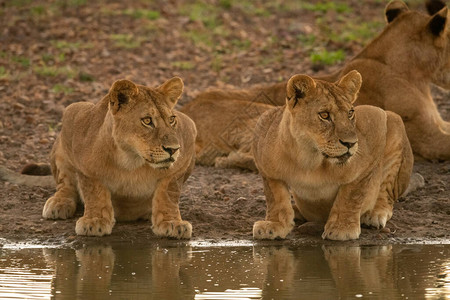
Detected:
left=385, top=0, right=409, bottom=23
left=428, top=6, right=448, bottom=37
left=426, top=0, right=447, bottom=16
left=157, top=77, right=184, bottom=109
left=109, top=79, right=139, bottom=114
left=286, top=74, right=316, bottom=109
left=337, top=70, right=362, bottom=103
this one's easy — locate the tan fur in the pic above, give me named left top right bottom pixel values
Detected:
left=184, top=0, right=450, bottom=162
left=40, top=77, right=196, bottom=238
left=252, top=71, right=414, bottom=241
left=181, top=96, right=273, bottom=171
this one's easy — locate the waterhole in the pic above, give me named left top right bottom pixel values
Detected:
left=0, top=243, right=448, bottom=299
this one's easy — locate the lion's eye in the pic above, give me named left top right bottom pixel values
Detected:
left=348, top=109, right=355, bottom=119
left=169, top=115, right=176, bottom=126
left=141, top=117, right=153, bottom=127
left=319, top=111, right=330, bottom=120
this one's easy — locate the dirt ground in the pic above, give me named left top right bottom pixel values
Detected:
left=0, top=0, right=448, bottom=247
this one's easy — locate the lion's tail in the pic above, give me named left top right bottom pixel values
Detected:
left=402, top=172, right=425, bottom=197
left=0, top=164, right=55, bottom=188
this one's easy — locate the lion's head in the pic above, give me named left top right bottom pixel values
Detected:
left=107, top=77, right=184, bottom=170
left=383, top=0, right=450, bottom=88
left=285, top=70, right=362, bottom=164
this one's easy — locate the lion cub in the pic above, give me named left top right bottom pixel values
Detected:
left=252, top=71, right=413, bottom=241
left=43, top=77, right=197, bottom=238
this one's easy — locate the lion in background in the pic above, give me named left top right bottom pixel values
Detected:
left=252, top=71, right=414, bottom=240
left=0, top=77, right=197, bottom=239
left=183, top=0, right=450, bottom=165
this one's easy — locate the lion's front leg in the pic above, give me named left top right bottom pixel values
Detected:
left=151, top=177, right=192, bottom=239
left=323, top=172, right=380, bottom=241
left=75, top=174, right=115, bottom=236
left=253, top=177, right=294, bottom=240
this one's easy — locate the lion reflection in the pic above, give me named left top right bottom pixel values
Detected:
left=42, top=244, right=193, bottom=300
left=41, top=243, right=448, bottom=299
left=255, top=244, right=448, bottom=299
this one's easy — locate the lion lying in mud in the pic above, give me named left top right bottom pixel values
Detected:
left=183, top=0, right=450, bottom=164
left=1, top=77, right=197, bottom=239
left=252, top=71, right=414, bottom=240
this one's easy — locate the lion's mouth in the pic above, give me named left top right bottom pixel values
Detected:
left=159, top=157, right=175, bottom=164
left=323, top=152, right=352, bottom=163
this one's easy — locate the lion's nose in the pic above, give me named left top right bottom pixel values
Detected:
left=162, top=145, right=180, bottom=156
left=339, top=140, right=356, bottom=149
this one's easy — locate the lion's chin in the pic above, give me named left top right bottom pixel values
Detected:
left=145, top=157, right=176, bottom=169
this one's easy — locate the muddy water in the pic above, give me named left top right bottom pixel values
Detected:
left=0, top=243, right=448, bottom=299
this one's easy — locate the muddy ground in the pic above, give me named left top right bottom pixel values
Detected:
left=0, top=0, right=448, bottom=247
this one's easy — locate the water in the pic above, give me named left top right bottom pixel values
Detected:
left=0, top=243, right=448, bottom=299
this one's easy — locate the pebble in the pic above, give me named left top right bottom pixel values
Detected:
left=380, top=227, right=391, bottom=233
left=13, top=102, right=25, bottom=110
left=25, top=116, right=35, bottom=124
left=25, top=153, right=35, bottom=159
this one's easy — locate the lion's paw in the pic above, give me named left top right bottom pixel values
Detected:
left=322, top=219, right=361, bottom=241
left=42, top=196, right=76, bottom=219
left=253, top=221, right=293, bottom=240
left=152, top=220, right=192, bottom=239
left=75, top=216, right=115, bottom=236
left=361, top=207, right=392, bottom=229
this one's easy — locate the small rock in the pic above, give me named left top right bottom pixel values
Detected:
left=380, top=227, right=391, bottom=233
left=25, top=115, right=35, bottom=124
left=13, top=102, right=25, bottom=110
left=25, top=153, right=35, bottom=160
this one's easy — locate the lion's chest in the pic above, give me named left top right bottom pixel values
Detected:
left=290, top=180, right=339, bottom=202
left=289, top=178, right=340, bottom=222
left=102, top=172, right=158, bottom=221
left=103, top=171, right=158, bottom=199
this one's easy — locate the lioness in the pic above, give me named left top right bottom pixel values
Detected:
left=252, top=71, right=413, bottom=241
left=4, top=77, right=197, bottom=238
left=184, top=0, right=450, bottom=163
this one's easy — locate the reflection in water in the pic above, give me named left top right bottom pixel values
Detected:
left=195, top=287, right=262, bottom=299
left=0, top=244, right=448, bottom=299
left=426, top=256, right=450, bottom=299
left=0, top=249, right=53, bottom=299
